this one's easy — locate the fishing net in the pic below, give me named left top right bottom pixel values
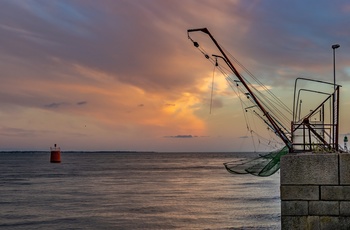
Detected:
left=223, top=146, right=289, bottom=177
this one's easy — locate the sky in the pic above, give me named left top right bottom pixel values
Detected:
left=1, top=0, right=350, bottom=152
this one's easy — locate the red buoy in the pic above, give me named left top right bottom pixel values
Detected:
left=50, top=144, right=61, bottom=163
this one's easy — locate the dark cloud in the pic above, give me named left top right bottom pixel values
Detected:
left=164, top=135, right=209, bottom=138
left=0, top=126, right=37, bottom=137
left=77, top=101, right=87, bottom=106
left=165, top=135, right=194, bottom=138
left=2, top=0, right=350, bottom=94
left=211, top=98, right=223, bottom=109
left=1, top=0, right=350, bottom=152
left=0, top=0, right=235, bottom=96
left=45, top=101, right=87, bottom=108
left=44, top=102, right=65, bottom=108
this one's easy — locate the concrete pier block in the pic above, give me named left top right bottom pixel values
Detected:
left=280, top=153, right=338, bottom=185
left=319, top=216, right=350, bottom=229
left=281, top=201, right=308, bottom=215
left=321, top=186, right=350, bottom=200
left=339, top=154, right=350, bottom=185
left=340, top=202, right=350, bottom=216
left=280, top=153, right=350, bottom=229
left=281, top=216, right=319, bottom=230
left=281, top=185, right=319, bottom=200
left=309, top=201, right=339, bottom=216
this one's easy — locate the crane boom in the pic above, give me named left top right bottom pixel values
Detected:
left=187, top=27, right=293, bottom=151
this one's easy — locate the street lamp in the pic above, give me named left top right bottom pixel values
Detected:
left=331, top=44, right=340, bottom=151
left=332, top=44, right=340, bottom=90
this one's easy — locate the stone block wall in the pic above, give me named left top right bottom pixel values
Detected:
left=280, top=153, right=350, bottom=229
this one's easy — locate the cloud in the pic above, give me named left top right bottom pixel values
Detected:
left=165, top=135, right=194, bottom=138
left=44, top=102, right=66, bottom=109
left=77, top=101, right=87, bottom=106
left=0, top=126, right=37, bottom=137
left=1, top=0, right=350, bottom=151
left=210, top=98, right=224, bottom=109
left=164, top=135, right=210, bottom=138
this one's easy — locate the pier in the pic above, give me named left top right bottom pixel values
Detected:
left=280, top=153, right=350, bottom=229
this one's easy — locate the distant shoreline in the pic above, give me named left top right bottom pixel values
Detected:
left=0, top=150, right=262, bottom=154
left=0, top=150, right=157, bottom=154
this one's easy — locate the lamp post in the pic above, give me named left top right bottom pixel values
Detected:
left=332, top=44, right=340, bottom=90
left=332, top=44, right=340, bottom=151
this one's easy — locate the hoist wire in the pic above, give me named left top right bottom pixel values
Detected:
left=218, top=62, right=291, bottom=133
left=248, top=115, right=284, bottom=146
left=217, top=61, right=289, bottom=146
left=223, top=46, right=292, bottom=114
left=249, top=130, right=257, bottom=152
left=215, top=65, right=260, bottom=152
left=193, top=45, right=254, bottom=133
left=189, top=30, right=290, bottom=176
left=221, top=46, right=293, bottom=129
left=190, top=37, right=288, bottom=152
left=214, top=65, right=261, bottom=150
left=253, top=84, right=291, bottom=125
left=217, top=61, right=291, bottom=125
left=238, top=129, right=250, bottom=151
left=217, top=66, right=267, bottom=134
left=225, top=76, right=250, bottom=131
left=188, top=33, right=291, bottom=120
left=210, top=64, right=216, bottom=114
left=215, top=65, right=255, bottom=138
left=253, top=131, right=281, bottom=149
left=233, top=70, right=291, bottom=129
left=223, top=65, right=285, bottom=152
left=252, top=94, right=291, bottom=134
left=249, top=111, right=258, bottom=152
left=235, top=72, right=291, bottom=132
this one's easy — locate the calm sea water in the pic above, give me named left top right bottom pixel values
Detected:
left=0, top=152, right=281, bottom=229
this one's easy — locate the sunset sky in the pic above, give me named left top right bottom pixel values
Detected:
left=1, top=0, right=350, bottom=152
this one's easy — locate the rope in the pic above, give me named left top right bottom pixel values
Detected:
left=189, top=35, right=286, bottom=153
left=210, top=61, right=217, bottom=114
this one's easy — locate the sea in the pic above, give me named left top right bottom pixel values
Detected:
left=0, top=151, right=281, bottom=229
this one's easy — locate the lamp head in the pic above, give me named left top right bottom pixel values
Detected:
left=332, top=44, right=340, bottom=49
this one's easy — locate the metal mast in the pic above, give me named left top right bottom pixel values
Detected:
left=187, top=28, right=293, bottom=151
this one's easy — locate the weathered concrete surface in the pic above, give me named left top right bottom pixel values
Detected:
left=282, top=216, right=350, bottom=230
left=320, top=216, right=350, bottom=230
left=280, top=153, right=350, bottom=229
left=340, top=154, right=350, bottom=185
left=309, top=201, right=339, bottom=216
left=321, top=186, right=350, bottom=200
left=281, top=201, right=308, bottom=215
left=281, top=216, right=319, bottom=230
left=281, top=185, right=319, bottom=200
left=340, top=202, right=350, bottom=216
left=280, top=153, right=338, bottom=185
